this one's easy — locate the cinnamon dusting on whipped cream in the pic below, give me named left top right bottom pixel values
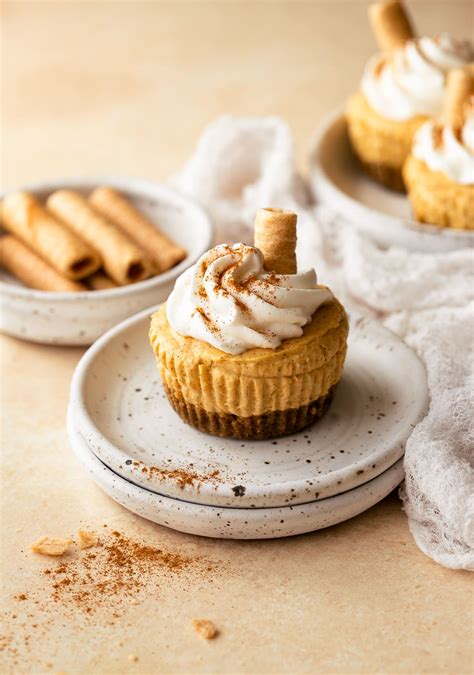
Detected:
left=362, top=34, right=473, bottom=121
left=373, top=55, right=387, bottom=79
left=432, top=124, right=444, bottom=149
left=166, top=243, right=333, bottom=355
left=413, top=115, right=474, bottom=183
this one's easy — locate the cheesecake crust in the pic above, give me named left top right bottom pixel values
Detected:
left=163, top=383, right=336, bottom=440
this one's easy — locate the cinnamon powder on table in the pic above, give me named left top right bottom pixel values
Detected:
left=2, top=528, right=222, bottom=670
left=41, top=529, right=207, bottom=615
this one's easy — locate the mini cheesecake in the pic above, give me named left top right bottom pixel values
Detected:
left=346, top=1, right=472, bottom=191
left=149, top=209, right=348, bottom=441
left=150, top=298, right=348, bottom=440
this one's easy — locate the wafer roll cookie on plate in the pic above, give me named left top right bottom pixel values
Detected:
left=0, top=235, right=87, bottom=292
left=47, top=190, right=151, bottom=286
left=443, top=66, right=474, bottom=129
left=89, top=187, right=186, bottom=274
left=369, top=0, right=414, bottom=52
left=1, top=192, right=100, bottom=280
left=254, top=207, right=297, bottom=274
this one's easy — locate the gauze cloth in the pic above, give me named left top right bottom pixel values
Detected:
left=172, top=115, right=474, bottom=570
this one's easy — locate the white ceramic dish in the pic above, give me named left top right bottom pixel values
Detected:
left=0, top=176, right=213, bottom=345
left=71, top=428, right=405, bottom=540
left=309, top=112, right=473, bottom=253
left=68, top=305, right=428, bottom=508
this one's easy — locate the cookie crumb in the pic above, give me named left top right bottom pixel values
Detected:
left=192, top=618, right=218, bottom=640
left=128, top=654, right=139, bottom=662
left=77, top=529, right=98, bottom=549
left=31, top=536, right=74, bottom=556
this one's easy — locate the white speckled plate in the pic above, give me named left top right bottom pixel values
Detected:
left=0, top=176, right=213, bottom=345
left=309, top=112, right=473, bottom=253
left=71, top=427, right=405, bottom=540
left=68, top=305, right=428, bottom=509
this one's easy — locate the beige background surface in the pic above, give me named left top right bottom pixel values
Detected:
left=1, top=1, right=473, bottom=674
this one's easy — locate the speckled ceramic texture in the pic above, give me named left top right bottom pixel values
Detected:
left=0, top=176, right=213, bottom=345
left=71, top=426, right=405, bottom=540
left=68, top=306, right=428, bottom=509
left=309, top=112, right=473, bottom=253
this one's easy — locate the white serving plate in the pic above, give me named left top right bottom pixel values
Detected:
left=309, top=112, right=473, bottom=253
left=0, top=176, right=213, bottom=345
left=68, top=305, right=428, bottom=509
left=71, top=428, right=405, bottom=540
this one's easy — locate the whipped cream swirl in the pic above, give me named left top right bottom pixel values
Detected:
left=412, top=116, right=474, bottom=184
left=362, top=34, right=473, bottom=121
left=166, top=243, right=333, bottom=355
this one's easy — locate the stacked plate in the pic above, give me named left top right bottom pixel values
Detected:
left=68, top=307, right=429, bottom=539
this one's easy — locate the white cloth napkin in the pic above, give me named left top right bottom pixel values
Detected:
left=172, top=115, right=474, bottom=570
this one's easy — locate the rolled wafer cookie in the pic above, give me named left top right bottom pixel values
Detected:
left=369, top=0, right=414, bottom=53
left=1, top=192, right=100, bottom=280
left=254, top=207, right=297, bottom=274
left=443, top=66, right=474, bottom=129
left=0, top=235, right=87, bottom=292
left=89, top=187, right=186, bottom=274
left=86, top=271, right=118, bottom=291
left=47, top=190, right=151, bottom=286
